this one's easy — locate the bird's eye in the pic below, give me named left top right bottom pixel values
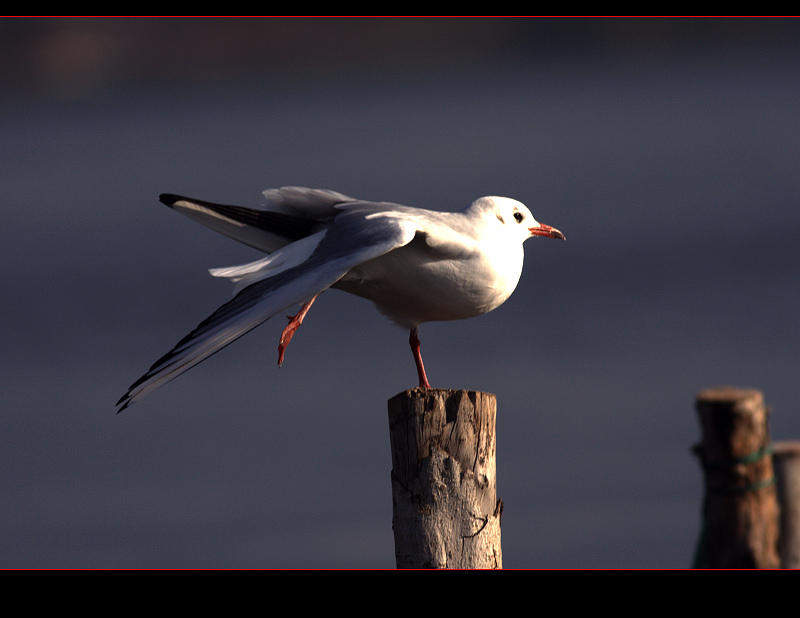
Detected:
left=513, top=211, right=524, bottom=223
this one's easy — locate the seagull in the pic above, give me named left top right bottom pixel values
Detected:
left=116, top=187, right=564, bottom=411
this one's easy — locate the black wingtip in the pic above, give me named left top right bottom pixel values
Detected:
left=159, top=193, right=182, bottom=207
left=115, top=394, right=130, bottom=413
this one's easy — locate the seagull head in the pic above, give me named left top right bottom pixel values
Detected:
left=470, top=196, right=565, bottom=243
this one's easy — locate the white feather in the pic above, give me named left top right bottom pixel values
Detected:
left=209, top=230, right=327, bottom=293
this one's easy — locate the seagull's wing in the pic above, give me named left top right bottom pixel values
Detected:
left=116, top=205, right=418, bottom=411
left=160, top=187, right=358, bottom=254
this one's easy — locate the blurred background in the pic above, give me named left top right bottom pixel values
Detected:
left=2, top=16, right=799, bottom=568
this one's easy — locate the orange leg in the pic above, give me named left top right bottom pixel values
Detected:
left=278, top=294, right=319, bottom=366
left=409, top=326, right=432, bottom=389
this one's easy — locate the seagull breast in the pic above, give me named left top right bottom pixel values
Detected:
left=336, top=230, right=524, bottom=329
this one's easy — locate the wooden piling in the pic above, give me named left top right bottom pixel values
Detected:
left=387, top=388, right=502, bottom=569
left=773, top=441, right=800, bottom=569
left=693, top=387, right=780, bottom=568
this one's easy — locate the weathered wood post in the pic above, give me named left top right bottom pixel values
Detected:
left=773, top=441, right=800, bottom=569
left=693, top=387, right=780, bottom=568
left=387, top=388, right=502, bottom=569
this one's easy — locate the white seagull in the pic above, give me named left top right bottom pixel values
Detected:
left=116, top=187, right=564, bottom=411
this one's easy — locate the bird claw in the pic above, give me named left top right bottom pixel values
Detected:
left=276, top=295, right=319, bottom=366
left=277, top=319, right=299, bottom=366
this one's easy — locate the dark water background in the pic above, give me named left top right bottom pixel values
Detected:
left=2, top=18, right=799, bottom=568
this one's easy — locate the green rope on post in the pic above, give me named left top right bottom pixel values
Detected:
left=693, top=443, right=774, bottom=568
left=702, top=443, right=773, bottom=469
left=702, top=444, right=775, bottom=494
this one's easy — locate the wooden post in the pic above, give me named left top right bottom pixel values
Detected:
left=773, top=441, right=800, bottom=568
left=693, top=387, right=780, bottom=568
left=387, top=388, right=502, bottom=569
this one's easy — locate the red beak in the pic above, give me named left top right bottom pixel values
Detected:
left=529, top=223, right=565, bottom=240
